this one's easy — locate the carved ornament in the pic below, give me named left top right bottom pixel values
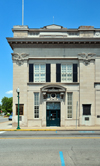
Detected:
left=78, top=52, right=96, bottom=65
left=12, top=53, right=29, bottom=65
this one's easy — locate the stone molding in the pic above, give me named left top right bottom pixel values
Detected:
left=27, top=82, right=79, bottom=85
left=78, top=52, right=96, bottom=65
left=41, top=84, right=66, bottom=92
left=12, top=53, right=29, bottom=65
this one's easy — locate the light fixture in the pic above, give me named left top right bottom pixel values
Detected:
left=16, top=88, right=20, bottom=93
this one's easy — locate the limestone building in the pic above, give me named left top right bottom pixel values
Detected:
left=7, top=24, right=100, bottom=127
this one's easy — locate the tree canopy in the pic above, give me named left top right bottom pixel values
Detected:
left=1, top=97, right=13, bottom=114
left=0, top=104, right=1, bottom=111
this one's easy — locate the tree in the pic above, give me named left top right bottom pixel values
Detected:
left=0, top=104, right=1, bottom=111
left=1, top=97, right=13, bottom=114
left=0, top=104, right=2, bottom=113
left=7, top=97, right=13, bottom=113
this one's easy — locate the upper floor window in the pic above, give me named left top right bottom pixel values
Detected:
left=29, top=64, right=50, bottom=83
left=61, top=64, right=72, bottom=82
left=56, top=64, right=77, bottom=83
left=34, top=64, right=46, bottom=82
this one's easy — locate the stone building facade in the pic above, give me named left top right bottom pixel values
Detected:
left=7, top=24, right=100, bottom=127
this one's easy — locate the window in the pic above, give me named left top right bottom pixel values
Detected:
left=56, top=64, right=61, bottom=82
left=68, top=32, right=78, bottom=36
left=67, top=93, right=72, bottom=118
left=34, top=93, right=39, bottom=118
left=56, top=64, right=77, bottom=83
left=83, top=105, right=91, bottom=115
left=29, top=64, right=33, bottom=82
left=61, top=64, right=72, bottom=82
left=34, top=64, right=46, bottom=82
left=16, top=104, right=24, bottom=115
left=29, top=64, right=50, bottom=83
left=29, top=32, right=39, bottom=36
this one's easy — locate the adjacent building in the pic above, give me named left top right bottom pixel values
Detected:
left=7, top=24, right=100, bottom=127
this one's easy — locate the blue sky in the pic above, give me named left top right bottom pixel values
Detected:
left=0, top=0, right=100, bottom=104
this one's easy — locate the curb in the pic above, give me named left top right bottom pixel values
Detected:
left=0, top=129, right=57, bottom=131
left=0, top=129, right=100, bottom=131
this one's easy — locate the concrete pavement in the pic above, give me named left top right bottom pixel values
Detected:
left=0, top=121, right=12, bottom=130
left=0, top=120, right=100, bottom=131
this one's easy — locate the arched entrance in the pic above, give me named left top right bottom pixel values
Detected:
left=41, top=84, right=66, bottom=127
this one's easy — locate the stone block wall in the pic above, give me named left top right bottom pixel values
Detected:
left=13, top=61, right=28, bottom=127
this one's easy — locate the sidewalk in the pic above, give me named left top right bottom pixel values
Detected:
left=0, top=121, right=100, bottom=131
left=0, top=121, right=12, bottom=130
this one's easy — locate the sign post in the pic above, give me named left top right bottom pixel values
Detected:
left=76, top=101, right=78, bottom=128
left=16, top=88, right=21, bottom=129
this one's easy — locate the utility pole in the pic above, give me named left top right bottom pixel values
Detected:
left=22, top=0, right=24, bottom=25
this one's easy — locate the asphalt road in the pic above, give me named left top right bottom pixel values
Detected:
left=0, top=131, right=100, bottom=166
left=0, top=116, right=8, bottom=123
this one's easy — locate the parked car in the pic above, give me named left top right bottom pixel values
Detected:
left=8, top=113, right=13, bottom=121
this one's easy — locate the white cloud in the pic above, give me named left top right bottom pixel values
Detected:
left=0, top=100, right=1, bottom=104
left=6, top=90, right=13, bottom=94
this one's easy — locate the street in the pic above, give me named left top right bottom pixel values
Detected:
left=0, top=116, right=8, bottom=123
left=0, top=131, right=100, bottom=166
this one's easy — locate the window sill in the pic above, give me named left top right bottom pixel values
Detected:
left=65, top=118, right=79, bottom=120
left=28, top=119, right=40, bottom=121
left=27, top=82, right=46, bottom=85
left=61, top=82, right=79, bottom=85
left=33, top=118, right=40, bottom=120
left=27, top=82, right=79, bottom=85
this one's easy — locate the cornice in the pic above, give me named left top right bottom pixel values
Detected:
left=11, top=25, right=100, bottom=32
left=7, top=37, right=100, bottom=42
left=6, top=37, right=100, bottom=50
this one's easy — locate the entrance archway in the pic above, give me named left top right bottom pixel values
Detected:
left=41, top=84, right=66, bottom=127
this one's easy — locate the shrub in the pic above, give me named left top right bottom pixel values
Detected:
left=6, top=113, right=10, bottom=116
